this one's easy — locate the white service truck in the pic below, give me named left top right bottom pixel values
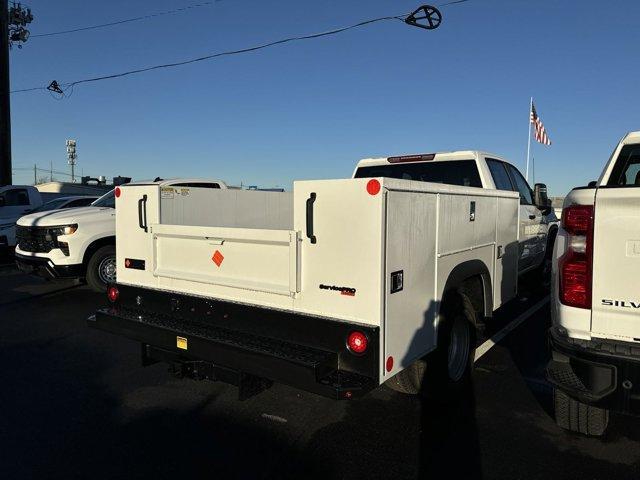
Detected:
left=15, top=179, right=226, bottom=291
left=548, top=131, right=640, bottom=436
left=89, top=151, right=556, bottom=399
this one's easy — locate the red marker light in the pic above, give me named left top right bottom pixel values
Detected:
left=386, top=356, right=394, bottom=372
left=107, top=285, right=119, bottom=303
left=347, top=331, right=368, bottom=354
left=366, top=179, right=381, bottom=196
left=114, top=187, right=121, bottom=198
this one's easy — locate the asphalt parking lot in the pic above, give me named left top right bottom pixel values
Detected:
left=1, top=266, right=639, bottom=480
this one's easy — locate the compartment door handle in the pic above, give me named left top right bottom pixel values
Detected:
left=138, top=194, right=148, bottom=232
left=306, top=192, right=317, bottom=244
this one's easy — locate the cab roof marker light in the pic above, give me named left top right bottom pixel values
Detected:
left=387, top=153, right=435, bottom=163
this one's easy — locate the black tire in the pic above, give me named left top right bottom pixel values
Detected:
left=386, top=292, right=476, bottom=395
left=386, top=358, right=427, bottom=394
left=86, top=245, right=116, bottom=292
left=554, top=388, right=609, bottom=436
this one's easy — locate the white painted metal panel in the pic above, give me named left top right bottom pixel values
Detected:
left=291, top=178, right=386, bottom=326
left=591, top=187, right=640, bottom=341
left=151, top=224, right=299, bottom=296
left=115, top=184, right=160, bottom=288
left=383, top=190, right=437, bottom=378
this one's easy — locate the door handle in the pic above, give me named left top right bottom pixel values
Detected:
left=528, top=214, right=536, bottom=220
left=306, top=192, right=317, bottom=244
left=138, top=194, right=148, bottom=232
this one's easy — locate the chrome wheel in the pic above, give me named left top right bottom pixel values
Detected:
left=447, top=315, right=470, bottom=382
left=98, top=255, right=117, bottom=284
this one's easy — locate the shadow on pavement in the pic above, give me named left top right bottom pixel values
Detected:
left=0, top=331, right=330, bottom=480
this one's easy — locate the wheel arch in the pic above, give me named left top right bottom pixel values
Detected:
left=442, top=259, right=493, bottom=318
left=82, top=236, right=116, bottom=267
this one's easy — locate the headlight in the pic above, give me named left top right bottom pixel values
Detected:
left=50, top=224, right=78, bottom=237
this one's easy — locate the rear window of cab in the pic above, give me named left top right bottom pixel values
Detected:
left=354, top=160, right=482, bottom=188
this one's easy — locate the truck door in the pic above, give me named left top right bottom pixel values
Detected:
left=505, top=164, right=545, bottom=273
left=591, top=143, right=640, bottom=341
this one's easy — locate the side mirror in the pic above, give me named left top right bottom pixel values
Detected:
left=587, top=180, right=597, bottom=188
left=534, top=183, right=551, bottom=213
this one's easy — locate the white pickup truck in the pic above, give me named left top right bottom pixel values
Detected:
left=0, top=185, right=47, bottom=255
left=89, top=151, right=556, bottom=399
left=15, top=179, right=226, bottom=291
left=548, top=131, right=640, bottom=436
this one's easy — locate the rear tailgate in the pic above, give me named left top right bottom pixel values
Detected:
left=592, top=187, right=640, bottom=341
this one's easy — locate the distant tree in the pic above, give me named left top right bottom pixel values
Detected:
left=36, top=176, right=56, bottom=184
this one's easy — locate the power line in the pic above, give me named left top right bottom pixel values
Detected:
left=12, top=2, right=471, bottom=95
left=30, top=1, right=221, bottom=38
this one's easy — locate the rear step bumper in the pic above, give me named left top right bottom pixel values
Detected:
left=88, top=285, right=379, bottom=400
left=547, top=327, right=640, bottom=414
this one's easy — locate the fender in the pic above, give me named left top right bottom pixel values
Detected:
left=442, top=259, right=493, bottom=317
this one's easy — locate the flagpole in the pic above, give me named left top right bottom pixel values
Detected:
left=525, top=96, right=533, bottom=181
left=532, top=155, right=535, bottom=185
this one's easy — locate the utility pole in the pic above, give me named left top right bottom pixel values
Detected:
left=33, top=163, right=35, bottom=184
left=0, top=0, right=11, bottom=186
left=0, top=2, right=33, bottom=186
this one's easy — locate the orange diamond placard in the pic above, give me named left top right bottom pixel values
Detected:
left=212, top=250, right=224, bottom=267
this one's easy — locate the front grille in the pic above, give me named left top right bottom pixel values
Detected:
left=16, top=226, right=59, bottom=253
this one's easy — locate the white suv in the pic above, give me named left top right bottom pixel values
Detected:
left=15, top=179, right=226, bottom=291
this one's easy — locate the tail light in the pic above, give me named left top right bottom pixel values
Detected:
left=559, top=205, right=593, bottom=309
left=107, top=285, right=119, bottom=303
left=347, top=331, right=368, bottom=355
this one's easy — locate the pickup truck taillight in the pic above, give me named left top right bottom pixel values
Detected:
left=559, top=205, right=594, bottom=309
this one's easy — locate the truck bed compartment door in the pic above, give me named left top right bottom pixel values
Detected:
left=151, top=224, right=300, bottom=296
left=384, top=190, right=437, bottom=378
left=591, top=188, right=640, bottom=341
left=115, top=185, right=160, bottom=287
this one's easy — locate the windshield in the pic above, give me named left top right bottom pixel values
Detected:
left=30, top=198, right=70, bottom=213
left=91, top=190, right=115, bottom=208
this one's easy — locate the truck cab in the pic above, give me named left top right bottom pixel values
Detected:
left=15, top=179, right=226, bottom=291
left=0, top=185, right=43, bottom=254
left=547, top=131, right=640, bottom=436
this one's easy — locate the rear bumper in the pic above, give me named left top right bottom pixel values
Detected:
left=14, top=253, right=84, bottom=279
left=88, top=284, right=379, bottom=400
left=547, top=327, right=640, bottom=414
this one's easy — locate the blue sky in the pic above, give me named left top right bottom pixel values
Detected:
left=8, top=0, right=640, bottom=195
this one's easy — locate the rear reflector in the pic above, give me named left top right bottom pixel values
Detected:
left=107, top=285, right=119, bottom=303
left=124, top=258, right=146, bottom=270
left=387, top=153, right=435, bottom=163
left=114, top=187, right=121, bottom=198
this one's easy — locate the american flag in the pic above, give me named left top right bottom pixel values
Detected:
left=530, top=102, right=551, bottom=145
